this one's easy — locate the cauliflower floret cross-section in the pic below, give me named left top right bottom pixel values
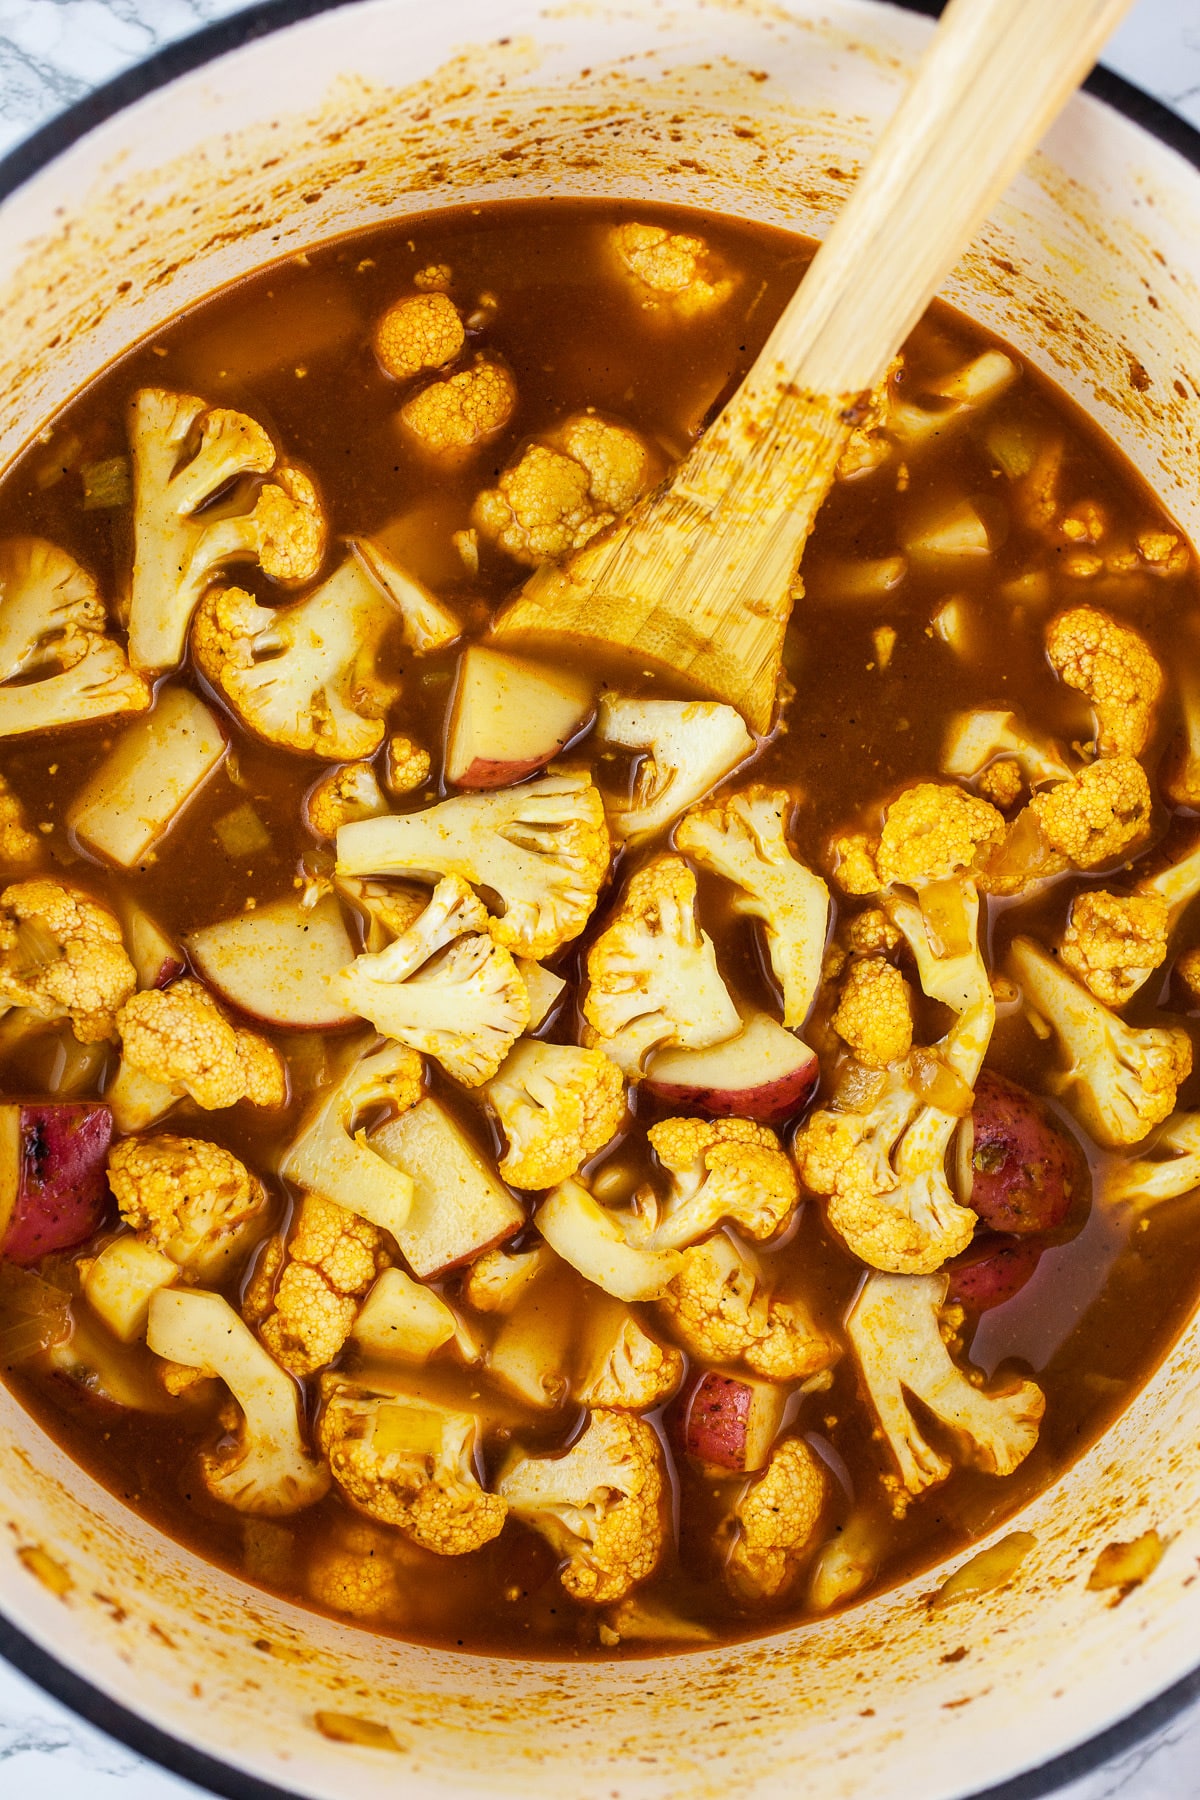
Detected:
left=281, top=1041, right=422, bottom=1240
left=483, top=1038, right=626, bottom=1189
left=1060, top=890, right=1169, bottom=1007
left=656, top=1232, right=836, bottom=1382
left=0, top=879, right=135, bottom=1042
left=583, top=855, right=740, bottom=1076
left=318, top=1378, right=507, bottom=1555
left=597, top=697, right=754, bottom=844
left=108, top=1133, right=270, bottom=1281
left=249, top=1194, right=390, bottom=1378
left=641, top=1116, right=799, bottom=1252
left=472, top=413, right=652, bottom=568
left=126, top=388, right=326, bottom=673
left=0, top=538, right=149, bottom=738
left=726, top=1438, right=829, bottom=1601
left=1045, top=605, right=1163, bottom=759
left=498, top=1409, right=667, bottom=1604
left=116, top=977, right=285, bottom=1111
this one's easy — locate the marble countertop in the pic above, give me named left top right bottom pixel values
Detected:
left=2, top=0, right=1200, bottom=1795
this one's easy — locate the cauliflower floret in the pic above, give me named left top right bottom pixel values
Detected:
left=1028, top=755, right=1151, bottom=869
left=384, top=733, right=432, bottom=796
left=252, top=1194, right=389, bottom=1378
left=610, top=223, right=732, bottom=316
left=1045, top=605, right=1163, bottom=759
left=472, top=412, right=652, bottom=567
left=399, top=356, right=516, bottom=455
left=0, top=775, right=39, bottom=866
left=306, top=1516, right=410, bottom=1623
left=461, top=1244, right=554, bottom=1314
left=942, top=708, right=1074, bottom=791
left=0, top=879, right=135, bottom=1041
left=845, top=908, right=901, bottom=955
left=726, top=1438, right=829, bottom=1600
left=126, top=388, right=326, bottom=672
left=846, top=1272, right=1045, bottom=1508
left=282, top=1040, right=423, bottom=1239
left=108, top=1133, right=269, bottom=1280
left=483, top=1038, right=625, bottom=1189
left=1060, top=890, right=1169, bottom=1006
left=373, top=291, right=465, bottom=382
left=1009, top=934, right=1191, bottom=1147
left=146, top=1288, right=329, bottom=1515
left=830, top=832, right=882, bottom=897
left=305, top=763, right=389, bottom=840
left=337, top=770, right=610, bottom=961
left=875, top=783, right=1005, bottom=889
left=1103, top=1112, right=1200, bottom=1210
left=582, top=855, right=740, bottom=1076
left=318, top=1377, right=507, bottom=1554
left=576, top=1297, right=683, bottom=1410
left=0, top=538, right=149, bottom=737
left=640, top=1116, right=798, bottom=1251
left=676, top=786, right=830, bottom=1027
left=596, top=697, right=754, bottom=843
left=338, top=876, right=529, bottom=1087
left=656, top=1232, right=836, bottom=1381
left=498, top=1408, right=666, bottom=1603
left=116, top=977, right=285, bottom=1111
left=192, top=555, right=403, bottom=761
left=832, top=958, right=913, bottom=1068
left=977, top=760, right=1023, bottom=809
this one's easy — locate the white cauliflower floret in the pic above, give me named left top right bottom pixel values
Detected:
left=498, top=1409, right=667, bottom=1603
left=305, top=763, right=389, bottom=839
left=1045, top=605, right=1163, bottom=758
left=483, top=1039, right=626, bottom=1189
left=115, top=977, right=285, bottom=1111
left=337, top=876, right=529, bottom=1087
left=282, top=1040, right=423, bottom=1239
left=582, top=855, right=740, bottom=1076
left=399, top=356, right=516, bottom=455
left=126, top=388, right=326, bottom=672
left=0, top=538, right=149, bottom=737
left=337, top=770, right=610, bottom=960
left=318, top=1377, right=507, bottom=1554
left=609, top=223, right=732, bottom=316
left=576, top=1296, right=684, bottom=1410
left=0, top=879, right=135, bottom=1041
left=192, top=555, right=403, bottom=760
left=247, top=1193, right=389, bottom=1377
left=676, top=786, right=829, bottom=1028
left=536, top=1178, right=683, bottom=1302
left=1009, top=935, right=1192, bottom=1147
left=373, top=291, right=465, bottom=382
left=1103, top=1112, right=1200, bottom=1211
left=726, top=1438, right=829, bottom=1600
left=107, top=1133, right=270, bottom=1281
left=146, top=1287, right=330, bottom=1515
left=640, top=1116, right=798, bottom=1251
left=597, top=696, right=753, bottom=842
left=656, top=1232, right=836, bottom=1381
left=846, top=1272, right=1045, bottom=1509
left=1060, top=891, right=1169, bottom=1007
left=472, top=412, right=652, bottom=567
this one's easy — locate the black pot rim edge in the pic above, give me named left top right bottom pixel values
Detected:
left=0, top=1, right=1198, bottom=1797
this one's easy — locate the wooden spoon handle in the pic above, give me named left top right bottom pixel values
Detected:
left=756, top=0, right=1136, bottom=400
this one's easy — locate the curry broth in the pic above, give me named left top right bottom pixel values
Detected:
left=1, top=199, right=1199, bottom=1656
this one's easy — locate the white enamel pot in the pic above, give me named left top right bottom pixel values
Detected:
left=2, top=3, right=1200, bottom=1796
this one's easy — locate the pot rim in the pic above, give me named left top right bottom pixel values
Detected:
left=0, top=2, right=1198, bottom=1797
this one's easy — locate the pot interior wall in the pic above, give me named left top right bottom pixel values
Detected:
left=2, top=3, right=1200, bottom=1797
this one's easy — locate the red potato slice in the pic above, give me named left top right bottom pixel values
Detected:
left=0, top=1102, right=113, bottom=1266
left=681, top=1370, right=786, bottom=1472
left=960, top=1070, right=1083, bottom=1235
left=187, top=892, right=356, bottom=1031
left=370, top=1097, right=525, bottom=1279
left=68, top=687, right=226, bottom=869
left=644, top=1011, right=819, bottom=1124
left=947, top=1234, right=1044, bottom=1314
left=445, top=645, right=594, bottom=788
left=117, top=896, right=184, bottom=990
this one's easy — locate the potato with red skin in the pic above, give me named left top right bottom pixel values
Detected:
left=679, top=1370, right=786, bottom=1473
left=0, top=1102, right=113, bottom=1265
left=962, top=1071, right=1083, bottom=1235
left=947, top=1234, right=1044, bottom=1314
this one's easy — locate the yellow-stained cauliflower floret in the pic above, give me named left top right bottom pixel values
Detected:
left=0, top=879, right=135, bottom=1041
left=249, top=469, right=327, bottom=583
left=498, top=1408, right=666, bottom=1604
left=876, top=783, right=1005, bottom=889
left=1060, top=890, right=1169, bottom=1006
left=656, top=1233, right=836, bottom=1382
left=117, top=977, right=285, bottom=1111
left=726, top=1437, right=829, bottom=1600
left=610, top=223, right=732, bottom=315
left=977, top=759, right=1024, bottom=810
left=1178, top=946, right=1200, bottom=1006
left=484, top=1038, right=626, bottom=1189
left=108, top=1133, right=269, bottom=1280
left=0, top=775, right=38, bottom=865
left=1029, top=755, right=1151, bottom=869
left=373, top=292, right=465, bottom=383
left=845, top=907, right=902, bottom=955
left=253, top=1194, right=390, bottom=1378
left=318, top=1379, right=507, bottom=1555
left=305, top=763, right=388, bottom=840
left=830, top=832, right=881, bottom=897
left=642, top=1116, right=799, bottom=1251
left=400, top=356, right=516, bottom=454
left=1045, top=605, right=1164, bottom=758
left=472, top=413, right=651, bottom=568
left=384, top=733, right=432, bottom=796
left=832, top=958, right=913, bottom=1067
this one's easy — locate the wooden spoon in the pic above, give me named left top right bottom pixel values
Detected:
left=492, top=0, right=1135, bottom=734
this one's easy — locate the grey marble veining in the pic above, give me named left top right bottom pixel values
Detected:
left=2, top=0, right=1200, bottom=1796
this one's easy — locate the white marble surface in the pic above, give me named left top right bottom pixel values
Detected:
left=1, top=0, right=1200, bottom=1795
